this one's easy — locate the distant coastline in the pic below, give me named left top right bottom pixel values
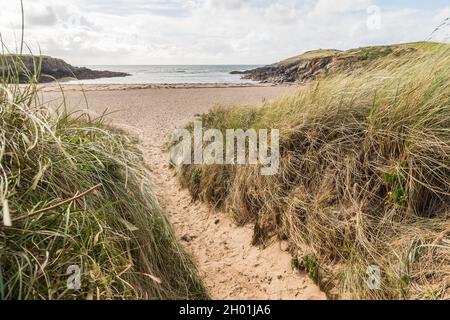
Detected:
left=67, top=65, right=262, bottom=84
left=0, top=55, right=130, bottom=83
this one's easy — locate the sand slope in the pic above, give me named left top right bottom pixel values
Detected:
left=45, top=84, right=326, bottom=300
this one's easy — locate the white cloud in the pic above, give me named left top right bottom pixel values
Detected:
left=434, top=6, right=450, bottom=22
left=26, top=5, right=57, bottom=26
left=0, top=0, right=447, bottom=65
left=313, top=0, right=371, bottom=14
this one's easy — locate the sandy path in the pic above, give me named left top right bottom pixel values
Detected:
left=45, top=85, right=326, bottom=300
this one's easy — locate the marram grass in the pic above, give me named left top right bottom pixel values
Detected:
left=176, top=42, right=450, bottom=300
left=0, top=55, right=208, bottom=300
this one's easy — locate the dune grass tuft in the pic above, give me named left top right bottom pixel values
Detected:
left=175, top=43, right=450, bottom=299
left=0, top=55, right=208, bottom=300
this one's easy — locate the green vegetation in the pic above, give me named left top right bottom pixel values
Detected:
left=302, top=255, right=319, bottom=284
left=279, top=41, right=440, bottom=66
left=280, top=49, right=342, bottom=65
left=247, top=42, right=443, bottom=84
left=291, top=257, right=300, bottom=270
left=176, top=42, right=450, bottom=299
left=0, top=55, right=208, bottom=300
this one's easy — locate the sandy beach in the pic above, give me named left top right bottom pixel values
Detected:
left=2, top=0, right=447, bottom=303
left=44, top=84, right=325, bottom=300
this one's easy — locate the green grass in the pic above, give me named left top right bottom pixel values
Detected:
left=302, top=255, right=319, bottom=284
left=175, top=42, right=450, bottom=299
left=0, top=54, right=208, bottom=300
left=278, top=41, right=443, bottom=66
left=280, top=49, right=342, bottom=65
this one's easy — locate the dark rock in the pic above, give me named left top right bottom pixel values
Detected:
left=0, top=54, right=130, bottom=83
left=241, top=56, right=336, bottom=84
left=181, top=234, right=192, bottom=242
left=240, top=44, right=416, bottom=84
left=229, top=70, right=249, bottom=75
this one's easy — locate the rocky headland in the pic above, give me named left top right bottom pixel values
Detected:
left=0, top=55, right=130, bottom=83
left=233, top=43, right=422, bottom=83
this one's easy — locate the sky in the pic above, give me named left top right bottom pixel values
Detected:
left=0, top=0, right=448, bottom=65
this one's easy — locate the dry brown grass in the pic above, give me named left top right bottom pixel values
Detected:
left=175, top=42, right=450, bottom=299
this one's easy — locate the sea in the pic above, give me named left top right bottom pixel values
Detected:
left=68, top=65, right=262, bottom=84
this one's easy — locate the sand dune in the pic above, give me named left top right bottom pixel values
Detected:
left=44, top=84, right=325, bottom=300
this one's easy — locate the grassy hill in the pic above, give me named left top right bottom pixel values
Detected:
left=279, top=49, right=342, bottom=65
left=0, top=61, right=207, bottom=299
left=176, top=42, right=450, bottom=299
left=242, top=42, right=444, bottom=83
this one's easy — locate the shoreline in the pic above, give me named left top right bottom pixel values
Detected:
left=39, top=82, right=293, bottom=92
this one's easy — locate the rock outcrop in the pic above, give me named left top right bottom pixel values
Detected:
left=240, top=55, right=337, bottom=83
left=0, top=55, right=130, bottom=83
left=233, top=43, right=422, bottom=84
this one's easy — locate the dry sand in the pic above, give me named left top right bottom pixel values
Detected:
left=44, top=83, right=326, bottom=300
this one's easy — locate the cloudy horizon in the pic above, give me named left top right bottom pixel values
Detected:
left=0, top=0, right=449, bottom=65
